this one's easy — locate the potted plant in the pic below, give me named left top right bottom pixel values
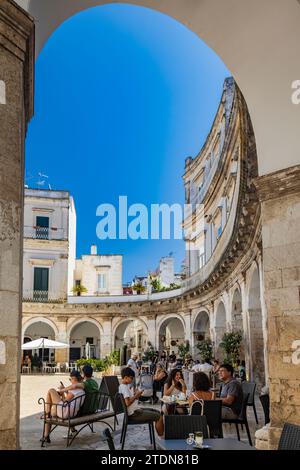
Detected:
left=219, top=330, right=243, bottom=365
left=177, top=341, right=190, bottom=359
left=150, top=278, right=162, bottom=292
left=132, top=282, right=146, bottom=295
left=196, top=338, right=213, bottom=362
left=71, top=285, right=88, bottom=297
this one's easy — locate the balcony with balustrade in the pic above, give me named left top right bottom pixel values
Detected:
left=23, top=226, right=68, bottom=241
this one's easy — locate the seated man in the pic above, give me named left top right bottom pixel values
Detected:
left=219, top=364, right=243, bottom=419
left=65, top=364, right=99, bottom=415
left=119, top=367, right=164, bottom=436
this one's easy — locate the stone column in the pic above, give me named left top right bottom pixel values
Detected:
left=146, top=317, right=156, bottom=350
left=255, top=165, right=300, bottom=449
left=0, top=1, right=34, bottom=449
left=100, top=318, right=112, bottom=358
left=183, top=310, right=192, bottom=347
left=54, top=318, right=68, bottom=363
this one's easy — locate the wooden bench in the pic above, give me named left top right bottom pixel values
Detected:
left=38, top=391, right=115, bottom=447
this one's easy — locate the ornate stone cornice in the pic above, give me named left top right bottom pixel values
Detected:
left=254, top=164, right=300, bottom=202
left=0, top=0, right=35, bottom=123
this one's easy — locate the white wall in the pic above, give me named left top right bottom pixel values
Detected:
left=67, top=196, right=77, bottom=294
left=23, top=189, right=72, bottom=300
left=75, top=254, right=123, bottom=296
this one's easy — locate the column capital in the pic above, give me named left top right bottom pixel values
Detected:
left=254, top=164, right=300, bottom=202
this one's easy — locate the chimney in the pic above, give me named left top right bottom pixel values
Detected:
left=91, top=244, right=97, bottom=255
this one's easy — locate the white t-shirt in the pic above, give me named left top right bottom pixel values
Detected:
left=192, top=364, right=202, bottom=372
left=119, top=383, right=139, bottom=416
left=199, top=363, right=213, bottom=374
left=127, top=358, right=139, bottom=377
left=57, top=388, right=85, bottom=419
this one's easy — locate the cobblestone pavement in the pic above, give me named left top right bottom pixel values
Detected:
left=20, top=374, right=264, bottom=450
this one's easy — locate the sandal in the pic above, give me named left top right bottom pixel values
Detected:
left=40, top=436, right=51, bottom=443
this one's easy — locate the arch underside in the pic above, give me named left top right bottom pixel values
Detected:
left=18, top=0, right=300, bottom=177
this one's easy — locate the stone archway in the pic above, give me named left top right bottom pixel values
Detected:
left=114, top=319, right=148, bottom=364
left=23, top=320, right=56, bottom=363
left=192, top=311, right=210, bottom=359
left=248, top=266, right=265, bottom=385
left=68, top=321, right=102, bottom=361
left=215, top=302, right=226, bottom=361
left=1, top=0, right=300, bottom=451
left=158, top=316, right=185, bottom=358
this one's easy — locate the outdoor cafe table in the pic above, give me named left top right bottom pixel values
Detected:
left=160, top=397, right=189, bottom=407
left=157, top=438, right=255, bottom=451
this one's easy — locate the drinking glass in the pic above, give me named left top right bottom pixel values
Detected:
left=186, top=433, right=194, bottom=445
left=195, top=431, right=203, bottom=448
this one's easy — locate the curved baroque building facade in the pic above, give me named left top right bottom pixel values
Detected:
left=22, top=78, right=266, bottom=385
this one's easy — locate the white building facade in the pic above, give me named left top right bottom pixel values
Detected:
left=74, top=245, right=123, bottom=297
left=23, top=188, right=76, bottom=301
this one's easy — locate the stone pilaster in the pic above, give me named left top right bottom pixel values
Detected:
left=54, top=318, right=68, bottom=363
left=146, top=317, right=156, bottom=350
left=255, top=164, right=300, bottom=449
left=100, top=319, right=112, bottom=358
left=0, top=0, right=34, bottom=449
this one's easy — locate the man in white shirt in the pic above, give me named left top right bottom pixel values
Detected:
left=119, top=367, right=163, bottom=436
left=127, top=353, right=139, bottom=388
left=192, top=360, right=201, bottom=372
left=199, top=358, right=213, bottom=379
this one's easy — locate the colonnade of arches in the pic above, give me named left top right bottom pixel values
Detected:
left=22, top=261, right=266, bottom=384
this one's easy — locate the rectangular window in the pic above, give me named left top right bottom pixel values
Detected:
left=33, top=267, right=49, bottom=301
left=36, top=216, right=49, bottom=239
left=98, top=273, right=107, bottom=290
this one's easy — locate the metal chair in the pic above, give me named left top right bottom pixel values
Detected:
left=102, top=428, right=115, bottom=450
left=278, top=423, right=300, bottom=450
left=114, top=392, right=157, bottom=450
left=222, top=393, right=253, bottom=446
left=259, top=394, right=270, bottom=425
left=191, top=400, right=223, bottom=438
left=138, top=374, right=154, bottom=404
left=164, top=414, right=209, bottom=439
left=242, top=381, right=258, bottom=424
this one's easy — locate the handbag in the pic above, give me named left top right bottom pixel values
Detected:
left=190, top=396, right=204, bottom=415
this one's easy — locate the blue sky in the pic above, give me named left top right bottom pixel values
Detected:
left=25, top=4, right=230, bottom=284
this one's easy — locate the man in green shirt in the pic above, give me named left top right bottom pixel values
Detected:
left=78, top=365, right=99, bottom=415
left=61, top=365, right=99, bottom=416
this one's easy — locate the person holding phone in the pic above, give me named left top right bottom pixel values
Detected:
left=41, top=370, right=85, bottom=444
left=119, top=367, right=164, bottom=436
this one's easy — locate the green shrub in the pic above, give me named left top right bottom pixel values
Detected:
left=219, top=331, right=243, bottom=365
left=196, top=339, right=213, bottom=361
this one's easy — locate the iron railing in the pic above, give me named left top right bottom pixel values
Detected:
left=23, top=226, right=68, bottom=241
left=22, top=290, right=65, bottom=303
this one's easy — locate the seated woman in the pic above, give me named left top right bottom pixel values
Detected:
left=42, top=370, right=85, bottom=443
left=163, top=368, right=187, bottom=415
left=188, top=372, right=215, bottom=408
left=153, top=362, right=168, bottom=403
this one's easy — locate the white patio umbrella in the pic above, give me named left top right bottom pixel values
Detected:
left=22, top=338, right=70, bottom=364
